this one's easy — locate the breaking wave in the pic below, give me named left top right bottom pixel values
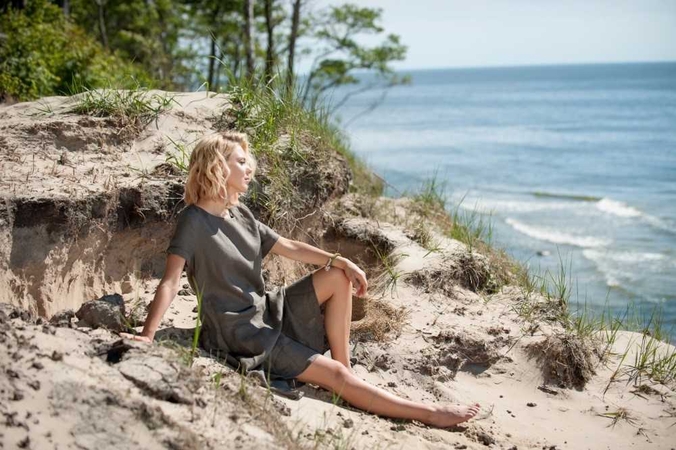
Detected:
left=505, top=218, right=611, bottom=248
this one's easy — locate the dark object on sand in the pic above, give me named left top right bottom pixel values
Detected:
left=76, top=294, right=126, bottom=332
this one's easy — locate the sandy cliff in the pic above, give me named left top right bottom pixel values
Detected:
left=0, top=92, right=674, bottom=449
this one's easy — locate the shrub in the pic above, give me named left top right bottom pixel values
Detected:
left=0, top=0, right=152, bottom=102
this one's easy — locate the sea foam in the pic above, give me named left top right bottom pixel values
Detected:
left=505, top=219, right=611, bottom=248
left=596, top=198, right=642, bottom=218
left=582, top=249, right=669, bottom=288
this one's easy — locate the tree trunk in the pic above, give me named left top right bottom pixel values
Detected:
left=244, top=0, right=255, bottom=79
left=1, top=1, right=26, bottom=12
left=286, top=0, right=301, bottom=92
left=62, top=0, right=69, bottom=17
left=95, top=0, right=109, bottom=49
left=207, top=4, right=221, bottom=89
left=214, top=47, right=225, bottom=91
left=263, top=0, right=275, bottom=84
left=232, top=42, right=241, bottom=82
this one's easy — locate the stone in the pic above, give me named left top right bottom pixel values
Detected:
left=76, top=294, right=126, bottom=332
left=49, top=310, right=76, bottom=328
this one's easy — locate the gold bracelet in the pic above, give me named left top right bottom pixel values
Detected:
left=324, top=253, right=341, bottom=271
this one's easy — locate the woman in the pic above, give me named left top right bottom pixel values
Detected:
left=122, top=131, right=479, bottom=427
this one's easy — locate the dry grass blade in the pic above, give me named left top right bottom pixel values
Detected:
left=351, top=297, right=409, bottom=342
left=597, top=407, right=638, bottom=429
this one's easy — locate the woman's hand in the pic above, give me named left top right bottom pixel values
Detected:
left=119, top=332, right=153, bottom=344
left=342, top=260, right=368, bottom=297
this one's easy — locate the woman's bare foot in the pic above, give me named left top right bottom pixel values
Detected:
left=425, top=403, right=481, bottom=428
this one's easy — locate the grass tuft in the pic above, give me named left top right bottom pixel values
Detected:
left=189, top=279, right=205, bottom=367
left=71, top=86, right=177, bottom=131
left=217, top=74, right=382, bottom=233
left=528, top=332, right=597, bottom=390
left=597, top=407, right=638, bottom=429
left=351, top=298, right=409, bottom=342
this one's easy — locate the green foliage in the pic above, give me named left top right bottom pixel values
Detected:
left=0, top=0, right=152, bottom=101
left=71, top=87, right=177, bottom=128
left=301, top=3, right=410, bottom=107
left=221, top=73, right=382, bottom=230
left=69, top=0, right=194, bottom=88
left=189, top=280, right=205, bottom=368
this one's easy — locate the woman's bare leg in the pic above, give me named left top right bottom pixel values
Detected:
left=298, top=355, right=480, bottom=427
left=311, top=267, right=352, bottom=368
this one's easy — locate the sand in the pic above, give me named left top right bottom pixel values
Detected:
left=1, top=91, right=674, bottom=449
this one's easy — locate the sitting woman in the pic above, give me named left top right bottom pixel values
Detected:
left=122, top=131, right=479, bottom=427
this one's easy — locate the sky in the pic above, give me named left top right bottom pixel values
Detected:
left=305, top=0, right=676, bottom=71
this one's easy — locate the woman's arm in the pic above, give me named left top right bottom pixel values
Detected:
left=270, top=237, right=368, bottom=296
left=120, top=253, right=186, bottom=342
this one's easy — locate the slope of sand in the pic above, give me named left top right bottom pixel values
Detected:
left=1, top=91, right=674, bottom=449
left=3, top=212, right=674, bottom=449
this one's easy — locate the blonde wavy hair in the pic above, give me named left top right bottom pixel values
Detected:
left=184, top=131, right=256, bottom=206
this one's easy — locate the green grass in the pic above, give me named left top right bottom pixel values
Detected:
left=220, top=74, right=383, bottom=231
left=406, top=175, right=510, bottom=293
left=70, top=85, right=177, bottom=129
left=371, top=245, right=406, bottom=298
left=164, top=135, right=194, bottom=173
left=189, top=279, right=204, bottom=368
left=402, top=173, right=676, bottom=390
left=597, top=407, right=638, bottom=428
left=408, top=175, right=494, bottom=254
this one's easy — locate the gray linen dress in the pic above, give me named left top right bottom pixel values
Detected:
left=167, top=203, right=328, bottom=380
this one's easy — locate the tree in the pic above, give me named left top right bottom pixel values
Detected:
left=263, top=0, right=276, bottom=83
left=0, top=0, right=152, bottom=101
left=300, top=4, right=408, bottom=108
left=69, top=0, right=193, bottom=89
left=286, top=0, right=301, bottom=91
left=244, top=0, right=254, bottom=78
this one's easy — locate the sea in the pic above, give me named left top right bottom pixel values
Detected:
left=330, top=62, right=676, bottom=339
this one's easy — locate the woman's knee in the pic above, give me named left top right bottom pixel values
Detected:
left=328, top=360, right=353, bottom=389
left=312, top=267, right=351, bottom=305
left=299, top=356, right=352, bottom=388
left=327, top=266, right=351, bottom=291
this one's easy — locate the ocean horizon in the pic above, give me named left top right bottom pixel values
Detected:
left=332, top=61, right=676, bottom=338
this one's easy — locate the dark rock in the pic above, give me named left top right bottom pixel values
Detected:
left=538, top=385, right=559, bottom=395
left=49, top=310, right=75, bottom=328
left=18, top=436, right=30, bottom=448
left=51, top=351, right=63, bottom=361
left=12, top=390, right=24, bottom=401
left=476, top=430, right=495, bottom=446
left=76, top=294, right=126, bottom=332
left=27, top=380, right=40, bottom=391
left=527, top=402, right=537, bottom=407
left=343, top=418, right=354, bottom=428
left=178, top=289, right=192, bottom=296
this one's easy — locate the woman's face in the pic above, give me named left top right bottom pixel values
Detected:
left=225, top=144, right=253, bottom=194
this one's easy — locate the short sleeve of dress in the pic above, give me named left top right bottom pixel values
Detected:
left=257, top=219, right=280, bottom=258
left=167, top=209, right=196, bottom=263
